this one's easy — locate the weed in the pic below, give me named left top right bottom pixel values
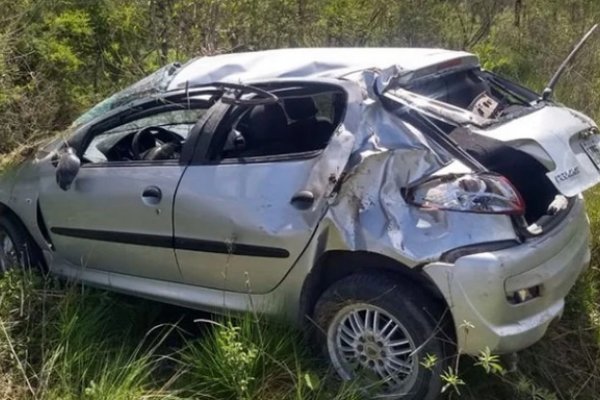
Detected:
left=0, top=271, right=365, bottom=400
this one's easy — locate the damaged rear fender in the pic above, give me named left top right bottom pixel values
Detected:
left=322, top=154, right=519, bottom=266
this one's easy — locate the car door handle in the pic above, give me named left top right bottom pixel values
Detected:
left=142, top=186, right=162, bottom=205
left=290, top=190, right=315, bottom=210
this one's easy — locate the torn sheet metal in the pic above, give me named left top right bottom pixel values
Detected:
left=316, top=69, right=518, bottom=265
left=376, top=63, right=600, bottom=199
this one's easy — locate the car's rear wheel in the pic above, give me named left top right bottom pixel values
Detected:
left=0, top=214, right=40, bottom=272
left=313, top=273, right=446, bottom=400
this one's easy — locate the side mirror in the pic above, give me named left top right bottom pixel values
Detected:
left=55, top=147, right=81, bottom=191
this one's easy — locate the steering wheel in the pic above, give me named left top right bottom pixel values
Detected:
left=131, top=126, right=183, bottom=160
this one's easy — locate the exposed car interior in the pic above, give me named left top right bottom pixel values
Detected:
left=82, top=107, right=206, bottom=163
left=390, top=69, right=561, bottom=225
left=81, top=87, right=346, bottom=164
left=220, top=88, right=346, bottom=159
left=406, top=68, right=537, bottom=119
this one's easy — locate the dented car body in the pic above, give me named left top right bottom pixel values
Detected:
left=0, top=48, right=594, bottom=398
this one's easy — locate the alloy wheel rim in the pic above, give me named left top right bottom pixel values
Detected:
left=327, top=303, right=419, bottom=396
left=0, top=230, right=18, bottom=272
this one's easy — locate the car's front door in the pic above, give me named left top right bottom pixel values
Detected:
left=174, top=87, right=351, bottom=293
left=39, top=101, right=208, bottom=282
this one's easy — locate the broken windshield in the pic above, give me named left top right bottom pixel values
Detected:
left=71, top=62, right=182, bottom=129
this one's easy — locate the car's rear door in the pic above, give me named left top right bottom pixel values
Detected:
left=38, top=99, right=209, bottom=282
left=173, top=88, right=350, bottom=293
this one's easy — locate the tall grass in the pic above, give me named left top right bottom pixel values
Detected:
left=0, top=271, right=178, bottom=400
left=2, top=192, right=600, bottom=400
left=458, top=188, right=600, bottom=400
left=0, top=269, right=362, bottom=400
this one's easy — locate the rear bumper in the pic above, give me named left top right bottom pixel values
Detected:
left=423, top=196, right=590, bottom=355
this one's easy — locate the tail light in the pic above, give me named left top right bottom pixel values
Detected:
left=405, top=173, right=525, bottom=215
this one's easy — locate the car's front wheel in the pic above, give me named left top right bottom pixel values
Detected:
left=313, top=273, right=447, bottom=400
left=0, top=214, right=40, bottom=273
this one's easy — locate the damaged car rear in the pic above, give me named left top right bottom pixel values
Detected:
left=0, top=44, right=596, bottom=399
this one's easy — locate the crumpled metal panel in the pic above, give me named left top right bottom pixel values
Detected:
left=168, top=48, right=478, bottom=89
left=317, top=70, right=518, bottom=265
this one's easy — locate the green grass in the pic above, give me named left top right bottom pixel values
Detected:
left=1, top=191, right=600, bottom=400
left=0, top=269, right=363, bottom=400
left=458, top=188, right=600, bottom=400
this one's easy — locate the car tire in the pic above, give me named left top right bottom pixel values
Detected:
left=313, top=273, right=447, bottom=400
left=0, top=214, right=41, bottom=273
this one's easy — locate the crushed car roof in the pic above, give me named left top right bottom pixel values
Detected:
left=168, top=47, right=479, bottom=89
left=72, top=47, right=479, bottom=129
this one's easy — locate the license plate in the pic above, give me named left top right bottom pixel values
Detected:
left=581, top=135, right=600, bottom=169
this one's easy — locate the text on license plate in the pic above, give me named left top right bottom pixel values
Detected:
left=581, top=135, right=600, bottom=169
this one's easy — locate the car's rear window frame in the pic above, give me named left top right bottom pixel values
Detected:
left=193, top=82, right=349, bottom=166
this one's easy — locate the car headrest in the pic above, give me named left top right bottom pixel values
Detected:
left=244, top=103, right=288, bottom=144
left=284, top=97, right=318, bottom=120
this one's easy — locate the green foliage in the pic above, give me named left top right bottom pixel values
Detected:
left=3, top=1, right=600, bottom=399
left=420, top=353, right=439, bottom=370
left=0, top=270, right=365, bottom=400
left=0, top=270, right=177, bottom=400
left=474, top=347, right=505, bottom=376
left=182, top=320, right=261, bottom=399
left=178, top=314, right=358, bottom=400
left=441, top=366, right=466, bottom=395
left=2, top=0, right=600, bottom=153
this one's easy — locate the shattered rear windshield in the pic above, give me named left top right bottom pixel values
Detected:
left=403, top=68, right=539, bottom=120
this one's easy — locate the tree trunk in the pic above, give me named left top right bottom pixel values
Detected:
left=514, top=0, right=522, bottom=27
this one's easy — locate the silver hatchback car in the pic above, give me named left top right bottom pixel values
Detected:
left=0, top=48, right=595, bottom=399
